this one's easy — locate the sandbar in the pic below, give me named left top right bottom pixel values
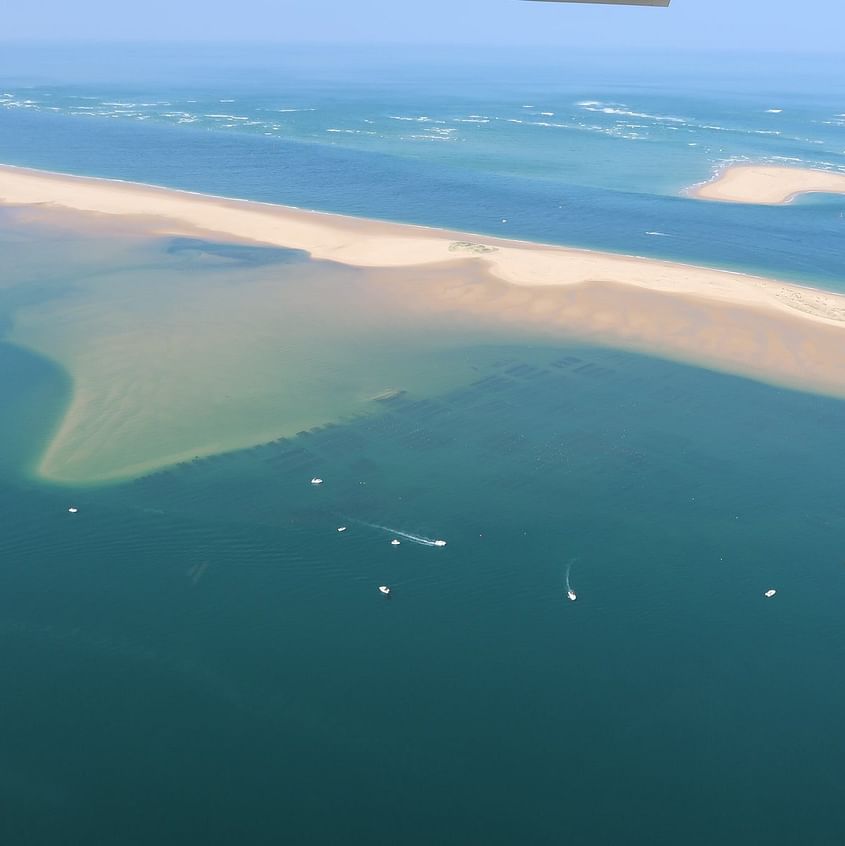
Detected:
left=2, top=163, right=845, bottom=484
left=2, top=164, right=844, bottom=326
left=691, top=164, right=845, bottom=205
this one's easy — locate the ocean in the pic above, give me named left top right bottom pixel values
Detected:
left=1, top=44, right=845, bottom=844
left=1, top=44, right=844, bottom=286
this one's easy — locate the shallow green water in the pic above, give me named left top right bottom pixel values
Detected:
left=1, top=208, right=517, bottom=483
left=3, top=214, right=845, bottom=844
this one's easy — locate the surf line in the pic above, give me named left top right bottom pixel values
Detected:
left=350, top=519, right=447, bottom=547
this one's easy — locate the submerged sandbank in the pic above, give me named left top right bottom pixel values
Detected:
left=691, top=164, right=845, bottom=205
left=2, top=164, right=845, bottom=484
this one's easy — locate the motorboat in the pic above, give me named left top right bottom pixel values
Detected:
left=764, top=589, right=777, bottom=598
left=337, top=526, right=347, bottom=533
left=68, top=507, right=79, bottom=514
left=378, top=585, right=391, bottom=595
left=433, top=540, right=447, bottom=547
left=391, top=539, right=401, bottom=546
left=567, top=589, right=577, bottom=602
left=310, top=477, right=323, bottom=485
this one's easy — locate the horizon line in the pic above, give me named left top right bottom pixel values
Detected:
left=0, top=39, right=841, bottom=55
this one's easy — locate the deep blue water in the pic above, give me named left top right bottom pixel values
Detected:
left=3, top=334, right=845, bottom=845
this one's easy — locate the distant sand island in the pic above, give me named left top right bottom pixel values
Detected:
left=2, top=163, right=845, bottom=483
left=691, top=164, right=845, bottom=205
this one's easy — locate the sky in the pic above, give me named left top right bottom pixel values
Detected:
left=1, top=0, right=843, bottom=52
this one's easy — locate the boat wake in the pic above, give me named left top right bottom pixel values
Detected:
left=565, top=558, right=577, bottom=601
left=352, top=520, right=447, bottom=547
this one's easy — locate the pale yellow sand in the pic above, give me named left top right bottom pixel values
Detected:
left=2, top=164, right=845, bottom=484
left=691, top=164, right=845, bottom=205
left=2, top=164, right=844, bottom=326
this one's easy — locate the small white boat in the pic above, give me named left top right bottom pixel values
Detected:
left=337, top=526, right=347, bottom=533
left=433, top=540, right=447, bottom=547
left=67, top=507, right=78, bottom=514
left=391, top=539, right=401, bottom=546
left=310, top=477, right=323, bottom=485
left=764, top=589, right=777, bottom=598
left=567, top=589, right=577, bottom=602
left=378, top=585, right=391, bottom=595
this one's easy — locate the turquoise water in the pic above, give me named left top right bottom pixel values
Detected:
left=2, top=45, right=845, bottom=843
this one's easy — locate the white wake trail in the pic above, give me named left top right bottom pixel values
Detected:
left=351, top=520, right=447, bottom=547
left=565, top=558, right=578, bottom=599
